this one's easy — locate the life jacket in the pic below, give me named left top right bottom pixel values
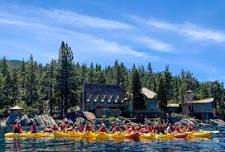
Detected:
left=60, top=125, right=66, bottom=132
left=52, top=126, right=59, bottom=131
left=85, top=125, right=93, bottom=132
left=30, top=125, right=37, bottom=133
left=186, top=126, right=193, bottom=132
left=13, top=123, right=23, bottom=133
left=99, top=127, right=107, bottom=132
left=139, top=128, right=148, bottom=133
left=112, top=126, right=121, bottom=133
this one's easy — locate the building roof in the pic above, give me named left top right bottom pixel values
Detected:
left=187, top=98, right=214, bottom=104
left=141, top=87, right=157, bottom=99
left=84, top=83, right=125, bottom=103
left=186, top=90, right=193, bottom=93
left=167, top=103, right=180, bottom=107
left=10, top=105, right=23, bottom=110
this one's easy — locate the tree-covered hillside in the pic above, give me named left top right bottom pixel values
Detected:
left=0, top=42, right=225, bottom=118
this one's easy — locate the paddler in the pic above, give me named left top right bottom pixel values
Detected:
left=111, top=123, right=122, bottom=133
left=13, top=119, right=23, bottom=133
left=139, top=124, right=149, bottom=133
left=29, top=119, right=37, bottom=133
left=52, top=124, right=59, bottom=132
left=65, top=120, right=73, bottom=132
left=97, top=123, right=108, bottom=132
left=186, top=124, right=194, bottom=132
left=83, top=121, right=95, bottom=132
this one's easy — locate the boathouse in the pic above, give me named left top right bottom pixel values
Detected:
left=181, top=90, right=215, bottom=119
left=82, top=83, right=128, bottom=117
left=131, top=87, right=160, bottom=118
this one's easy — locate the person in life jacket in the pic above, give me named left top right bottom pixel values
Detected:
left=111, top=123, right=122, bottom=133
left=83, top=121, right=94, bottom=132
left=13, top=119, right=23, bottom=133
left=29, top=119, right=37, bottom=133
left=65, top=120, right=73, bottom=132
left=44, top=125, right=54, bottom=133
left=186, top=124, right=194, bottom=132
left=97, top=123, right=108, bottom=133
left=51, top=124, right=59, bottom=132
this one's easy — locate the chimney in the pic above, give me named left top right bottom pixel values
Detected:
left=184, top=90, right=193, bottom=103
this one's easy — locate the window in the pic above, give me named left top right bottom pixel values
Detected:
left=108, top=95, right=113, bottom=103
left=101, top=95, right=106, bottom=103
left=94, top=95, right=99, bottom=103
left=114, top=96, right=119, bottom=103
left=86, top=95, right=92, bottom=102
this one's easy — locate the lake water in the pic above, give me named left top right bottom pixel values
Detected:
left=1, top=126, right=225, bottom=152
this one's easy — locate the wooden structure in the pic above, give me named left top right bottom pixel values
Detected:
left=132, top=87, right=160, bottom=118
left=82, top=83, right=128, bottom=117
left=181, top=90, right=215, bottom=119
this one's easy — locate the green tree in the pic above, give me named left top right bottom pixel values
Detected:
left=57, top=41, right=75, bottom=118
left=11, top=68, right=19, bottom=105
left=131, top=68, right=145, bottom=110
left=1, top=56, right=8, bottom=77
left=25, top=55, right=38, bottom=106
left=157, top=76, right=167, bottom=114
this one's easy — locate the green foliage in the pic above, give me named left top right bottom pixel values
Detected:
left=131, top=68, right=145, bottom=110
left=57, top=41, right=77, bottom=118
left=0, top=41, right=225, bottom=118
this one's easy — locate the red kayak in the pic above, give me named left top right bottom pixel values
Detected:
left=174, top=133, right=188, bottom=139
left=125, top=132, right=140, bottom=140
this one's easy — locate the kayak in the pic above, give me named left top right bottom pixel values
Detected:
left=140, top=133, right=154, bottom=140
left=54, top=132, right=70, bottom=138
left=110, top=132, right=125, bottom=140
left=96, top=132, right=110, bottom=140
left=69, top=131, right=84, bottom=138
left=125, top=132, right=140, bottom=140
left=174, top=133, right=188, bottom=139
left=82, top=131, right=96, bottom=139
left=155, top=133, right=174, bottom=140
left=5, top=132, right=54, bottom=138
left=188, top=132, right=212, bottom=138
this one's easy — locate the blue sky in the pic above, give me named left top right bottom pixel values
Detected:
left=0, top=0, right=225, bottom=82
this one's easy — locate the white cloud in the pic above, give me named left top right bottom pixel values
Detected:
left=42, top=9, right=134, bottom=30
left=0, top=12, right=154, bottom=60
left=132, top=16, right=225, bottom=43
left=136, top=36, right=173, bottom=52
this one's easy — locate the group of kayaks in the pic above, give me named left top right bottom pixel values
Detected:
left=5, top=131, right=212, bottom=141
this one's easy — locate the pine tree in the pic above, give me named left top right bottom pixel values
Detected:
left=131, top=68, right=145, bottom=110
left=164, top=65, right=173, bottom=100
left=25, top=55, right=38, bottom=106
left=11, top=68, right=19, bottom=105
left=157, top=76, right=167, bottom=115
left=57, top=41, right=75, bottom=118
left=1, top=56, right=8, bottom=77
left=2, top=72, right=13, bottom=107
left=88, top=63, right=95, bottom=83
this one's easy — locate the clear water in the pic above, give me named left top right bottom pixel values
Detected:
left=1, top=127, right=225, bottom=152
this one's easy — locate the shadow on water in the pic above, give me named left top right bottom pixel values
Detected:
left=1, top=126, right=225, bottom=152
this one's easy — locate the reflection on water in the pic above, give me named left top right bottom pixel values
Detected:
left=1, top=129, right=225, bottom=152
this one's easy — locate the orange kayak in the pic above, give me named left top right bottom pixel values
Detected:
left=174, top=133, right=188, bottom=139
left=125, top=132, right=140, bottom=140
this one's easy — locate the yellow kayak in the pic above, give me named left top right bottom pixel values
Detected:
left=96, top=132, right=110, bottom=140
left=5, top=132, right=54, bottom=138
left=82, top=131, right=96, bottom=139
left=69, top=131, right=84, bottom=138
left=54, top=132, right=70, bottom=138
left=140, top=133, right=155, bottom=140
left=188, top=132, right=212, bottom=138
left=110, top=132, right=125, bottom=140
left=155, top=133, right=174, bottom=140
